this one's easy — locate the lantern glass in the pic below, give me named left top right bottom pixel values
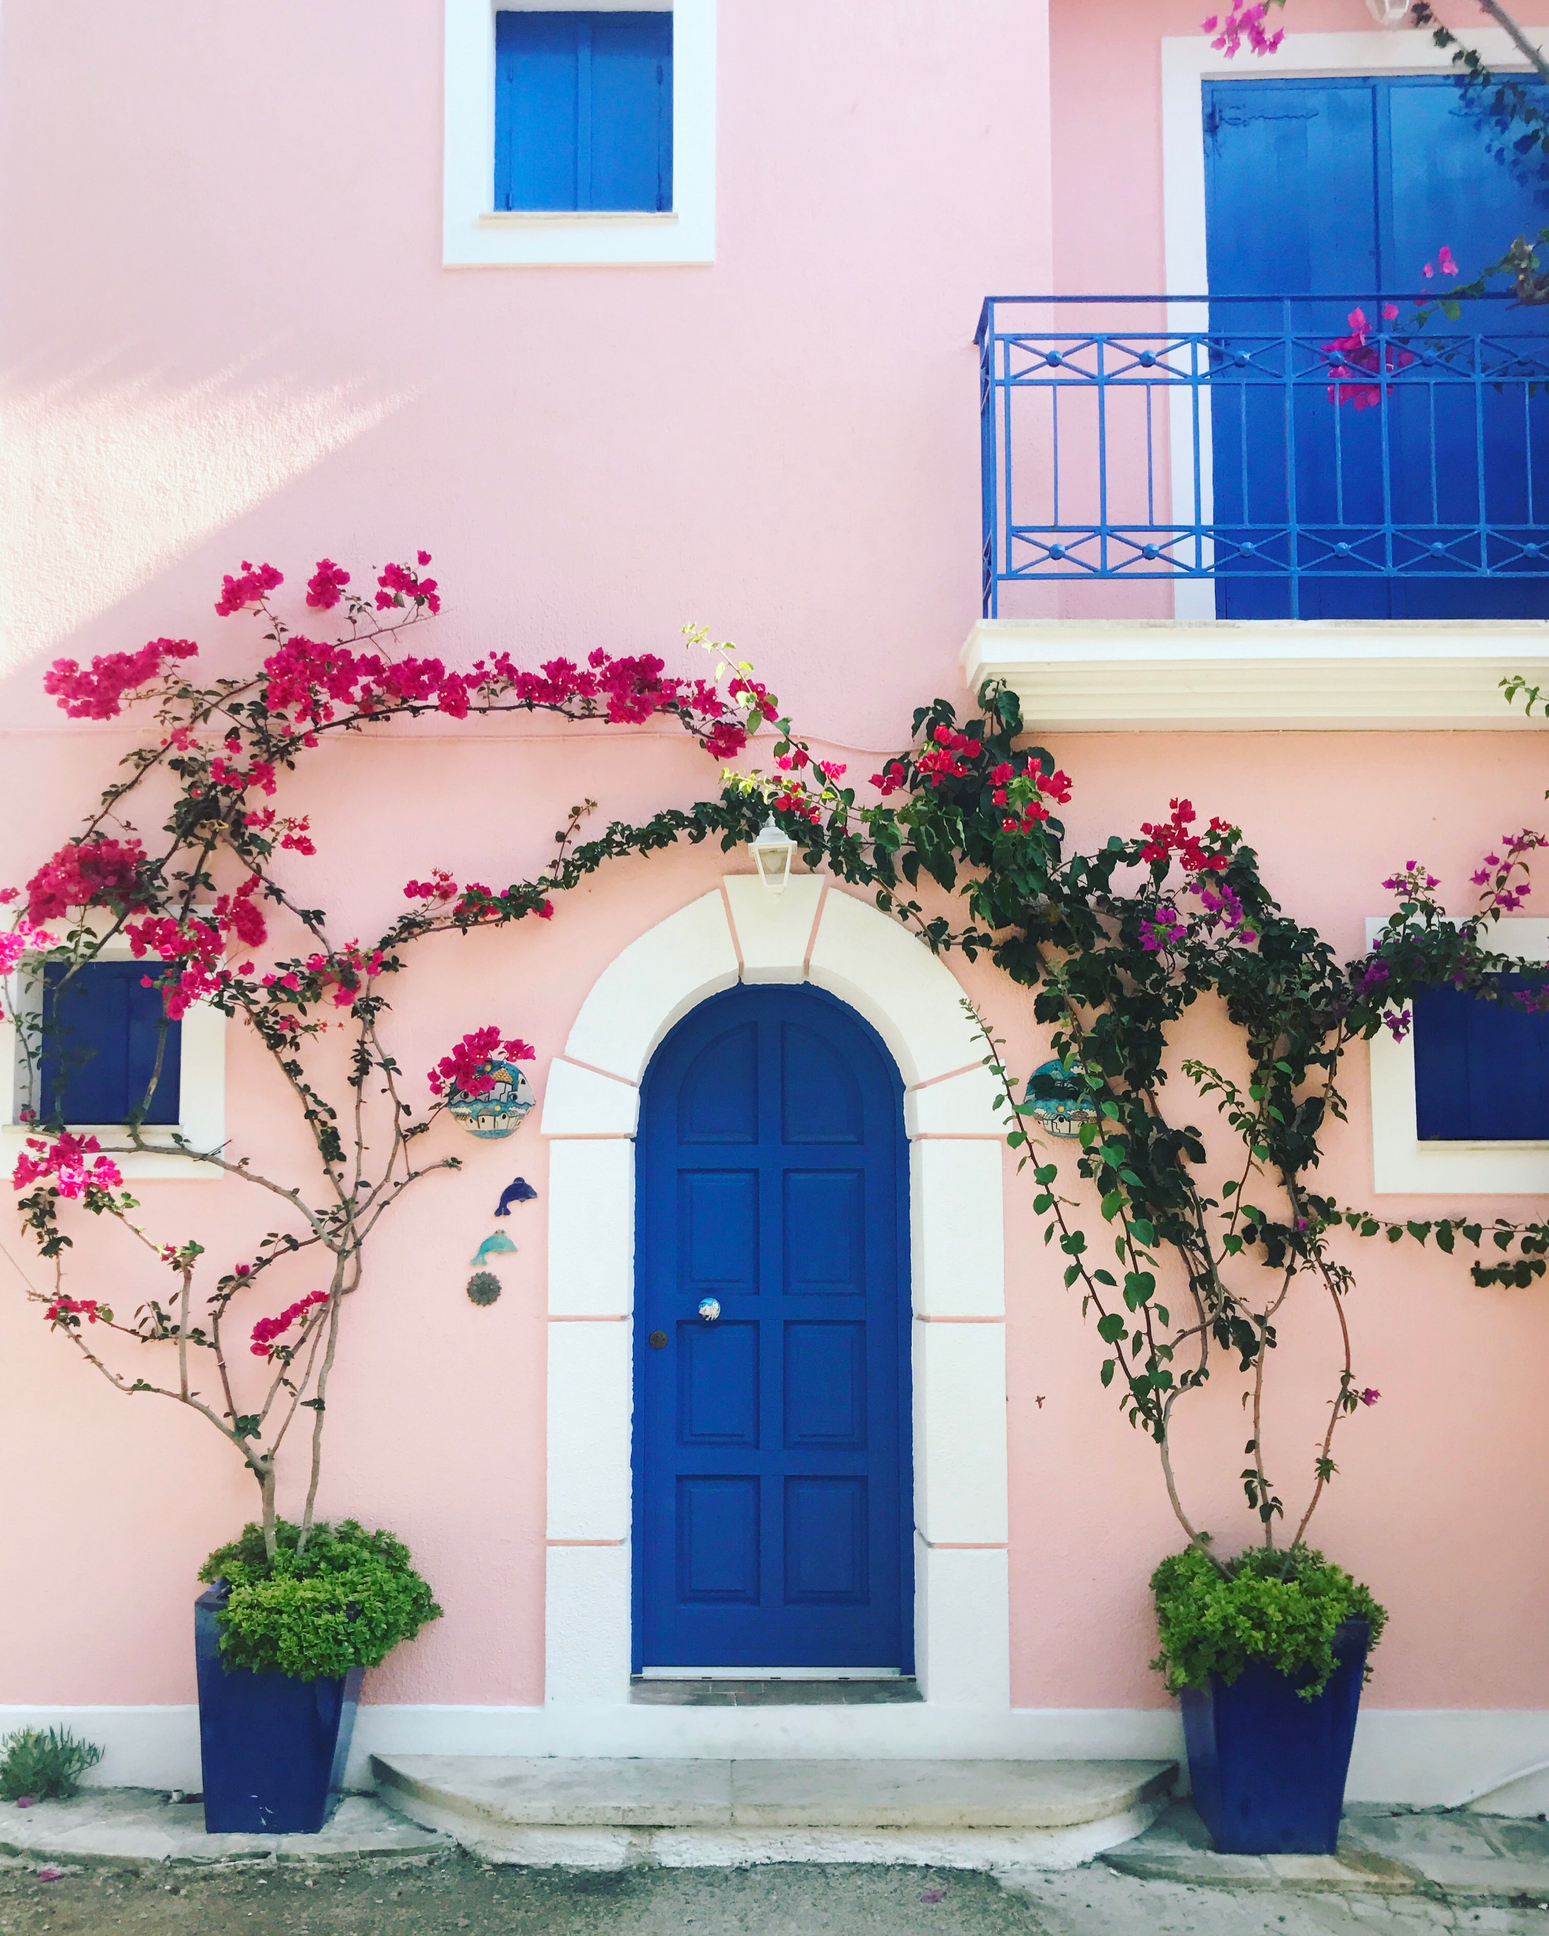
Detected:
left=750, top=818, right=796, bottom=896
left=1365, top=0, right=1411, bottom=24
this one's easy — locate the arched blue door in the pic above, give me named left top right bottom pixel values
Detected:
left=633, top=985, right=912, bottom=1672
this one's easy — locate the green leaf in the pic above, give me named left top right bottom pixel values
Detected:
left=1097, top=1313, right=1127, bottom=1343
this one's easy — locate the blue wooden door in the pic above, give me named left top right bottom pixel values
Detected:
left=633, top=985, right=911, bottom=1671
left=1205, top=75, right=1549, bottom=618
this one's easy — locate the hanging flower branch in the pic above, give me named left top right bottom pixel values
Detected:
left=4, top=556, right=773, bottom=1561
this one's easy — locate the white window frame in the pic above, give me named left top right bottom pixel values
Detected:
left=443, top=0, right=716, bottom=267
left=1159, top=25, right=1549, bottom=623
left=1, top=932, right=226, bottom=1183
left=1366, top=915, right=1549, bottom=1194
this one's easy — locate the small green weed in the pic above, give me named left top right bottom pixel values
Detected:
left=0, top=1726, right=104, bottom=1801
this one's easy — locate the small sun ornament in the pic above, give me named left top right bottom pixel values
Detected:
left=466, top=1272, right=502, bottom=1307
left=448, top=1060, right=536, bottom=1140
left=1023, top=1059, right=1099, bottom=1140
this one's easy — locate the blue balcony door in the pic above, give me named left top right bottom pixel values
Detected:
left=1205, top=75, right=1549, bottom=618
left=633, top=985, right=912, bottom=1672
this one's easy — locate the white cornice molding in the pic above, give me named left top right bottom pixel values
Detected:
left=961, top=620, right=1549, bottom=732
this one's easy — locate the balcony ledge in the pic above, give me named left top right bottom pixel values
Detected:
left=961, top=620, right=1549, bottom=733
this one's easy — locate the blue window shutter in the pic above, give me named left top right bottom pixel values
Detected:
left=589, top=14, right=672, bottom=212
left=495, top=12, right=671, bottom=213
left=496, top=13, right=582, bottom=212
left=1413, top=978, right=1549, bottom=1141
left=39, top=962, right=182, bottom=1127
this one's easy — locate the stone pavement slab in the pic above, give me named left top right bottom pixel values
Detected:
left=0, top=1788, right=449, bottom=1868
left=1004, top=1863, right=1549, bottom=1933
left=1342, top=1809, right=1549, bottom=1903
left=1103, top=1801, right=1549, bottom=1907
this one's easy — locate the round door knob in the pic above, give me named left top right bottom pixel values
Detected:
left=697, top=1298, right=721, bottom=1323
left=647, top=1330, right=668, bottom=1350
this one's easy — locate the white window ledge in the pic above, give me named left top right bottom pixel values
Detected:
left=962, top=619, right=1549, bottom=732
left=443, top=0, right=716, bottom=267
left=1366, top=916, right=1549, bottom=1195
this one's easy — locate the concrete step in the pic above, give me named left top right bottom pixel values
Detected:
left=371, top=1753, right=1177, bottom=1871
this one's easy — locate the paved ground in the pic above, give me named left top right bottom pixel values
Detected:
left=1, top=1854, right=1547, bottom=1936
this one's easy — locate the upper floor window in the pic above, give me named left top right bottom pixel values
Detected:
left=442, top=0, right=715, bottom=268
left=496, top=11, right=672, bottom=214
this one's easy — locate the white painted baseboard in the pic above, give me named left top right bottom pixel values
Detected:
left=3, top=1704, right=1544, bottom=1814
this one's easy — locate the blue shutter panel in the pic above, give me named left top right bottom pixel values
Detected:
left=496, top=13, right=582, bottom=212
left=495, top=12, right=671, bottom=213
left=589, top=14, right=672, bottom=212
left=1413, top=979, right=1549, bottom=1140
left=39, top=962, right=181, bottom=1126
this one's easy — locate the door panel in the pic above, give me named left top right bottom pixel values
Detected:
left=634, top=985, right=911, bottom=1671
left=1204, top=74, right=1549, bottom=618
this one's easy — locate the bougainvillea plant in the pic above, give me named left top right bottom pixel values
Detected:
left=3, top=554, right=774, bottom=1560
left=8, top=554, right=1546, bottom=1585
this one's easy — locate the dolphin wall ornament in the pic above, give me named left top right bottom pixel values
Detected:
left=494, top=1177, right=537, bottom=1216
left=470, top=1231, right=518, bottom=1268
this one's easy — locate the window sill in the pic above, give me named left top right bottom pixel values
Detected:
left=0, top=1123, right=224, bottom=1182
left=479, top=210, right=677, bottom=227
left=962, top=619, right=1549, bottom=733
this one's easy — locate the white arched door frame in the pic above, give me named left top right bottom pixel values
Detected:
left=540, top=875, right=1011, bottom=1741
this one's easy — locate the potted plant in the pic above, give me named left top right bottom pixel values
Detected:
left=1151, top=1543, right=1386, bottom=1854
left=194, top=1519, right=439, bottom=1834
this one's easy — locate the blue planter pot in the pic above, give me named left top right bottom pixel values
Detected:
left=195, top=1583, right=363, bottom=1834
left=1179, top=1620, right=1368, bottom=1855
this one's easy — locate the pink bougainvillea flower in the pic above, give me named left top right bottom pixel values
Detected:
left=428, top=1027, right=536, bottom=1099
left=304, top=559, right=351, bottom=611
left=1359, top=1388, right=1381, bottom=1406
left=215, top=560, right=283, bottom=617
left=36, top=1866, right=62, bottom=1882
left=1438, top=244, right=1458, bottom=276
left=43, top=637, right=198, bottom=721
left=13, top=1132, right=123, bottom=1201
left=250, top=1291, right=330, bottom=1358
left=25, top=835, right=150, bottom=926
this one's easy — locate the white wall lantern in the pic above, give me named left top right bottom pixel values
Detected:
left=750, top=818, right=796, bottom=896
left=1365, top=0, right=1413, bottom=26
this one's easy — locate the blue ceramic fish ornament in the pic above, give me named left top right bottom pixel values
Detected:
left=495, top=1177, right=537, bottom=1216
left=470, top=1231, right=518, bottom=1268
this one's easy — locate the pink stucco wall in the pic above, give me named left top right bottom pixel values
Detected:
left=2, top=0, right=1547, bottom=1722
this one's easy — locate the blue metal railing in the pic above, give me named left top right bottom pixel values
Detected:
left=976, top=294, right=1549, bottom=620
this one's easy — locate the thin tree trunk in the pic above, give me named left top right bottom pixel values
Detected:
left=1472, top=0, right=1549, bottom=92
left=259, top=1462, right=278, bottom=1562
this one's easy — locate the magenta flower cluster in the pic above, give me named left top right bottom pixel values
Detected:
left=427, top=1026, right=536, bottom=1100
left=1200, top=3, right=1284, bottom=58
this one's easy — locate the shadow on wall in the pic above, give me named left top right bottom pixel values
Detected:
left=0, top=346, right=416, bottom=680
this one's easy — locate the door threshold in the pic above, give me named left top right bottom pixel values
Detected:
left=638, top=1667, right=902, bottom=1680
left=629, top=1676, right=923, bottom=1707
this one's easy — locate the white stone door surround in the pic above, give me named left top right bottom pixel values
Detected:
left=540, top=873, right=1012, bottom=1739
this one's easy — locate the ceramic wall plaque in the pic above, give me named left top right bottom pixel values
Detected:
left=447, top=1060, right=536, bottom=1140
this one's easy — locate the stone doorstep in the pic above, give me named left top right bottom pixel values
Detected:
left=368, top=1755, right=1177, bottom=1870
left=370, top=1755, right=1176, bottom=1833
left=0, top=1792, right=450, bottom=1870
